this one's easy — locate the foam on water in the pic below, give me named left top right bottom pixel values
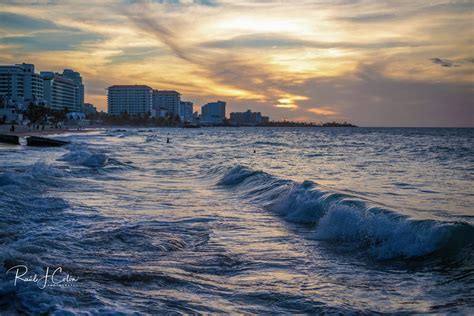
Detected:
left=0, top=127, right=472, bottom=314
left=218, top=165, right=474, bottom=260
left=60, top=146, right=109, bottom=168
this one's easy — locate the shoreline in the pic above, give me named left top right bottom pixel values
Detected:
left=0, top=124, right=103, bottom=137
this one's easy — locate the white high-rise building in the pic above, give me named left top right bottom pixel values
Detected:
left=107, top=85, right=153, bottom=115
left=41, top=71, right=77, bottom=112
left=62, top=69, right=84, bottom=112
left=201, top=100, right=226, bottom=125
left=153, top=90, right=181, bottom=118
left=0, top=63, right=43, bottom=107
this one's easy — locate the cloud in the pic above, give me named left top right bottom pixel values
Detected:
left=120, top=2, right=311, bottom=107
left=0, top=0, right=472, bottom=126
left=337, top=13, right=397, bottom=23
left=201, top=33, right=421, bottom=50
left=296, top=63, right=474, bottom=127
left=307, top=107, right=338, bottom=116
left=126, top=0, right=216, bottom=5
left=0, top=30, right=104, bottom=51
left=0, top=11, right=59, bottom=31
left=120, top=2, right=195, bottom=62
left=430, top=57, right=474, bottom=68
left=430, top=58, right=458, bottom=68
left=334, top=1, right=474, bottom=24
left=108, top=46, right=164, bottom=64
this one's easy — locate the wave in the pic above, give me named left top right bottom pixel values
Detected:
left=0, top=162, right=64, bottom=189
left=217, top=165, right=474, bottom=260
left=60, top=148, right=109, bottom=168
left=145, top=134, right=160, bottom=142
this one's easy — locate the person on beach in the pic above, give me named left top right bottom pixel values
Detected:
left=10, top=124, right=14, bottom=133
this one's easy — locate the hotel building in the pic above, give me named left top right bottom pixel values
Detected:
left=62, top=69, right=84, bottom=112
left=152, top=90, right=181, bottom=118
left=107, top=85, right=153, bottom=115
left=41, top=72, right=77, bottom=112
left=201, top=101, right=226, bottom=125
left=0, top=63, right=43, bottom=106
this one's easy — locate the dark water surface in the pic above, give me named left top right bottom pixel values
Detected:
left=0, top=127, right=473, bottom=314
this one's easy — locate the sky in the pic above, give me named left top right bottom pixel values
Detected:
left=0, top=0, right=473, bottom=126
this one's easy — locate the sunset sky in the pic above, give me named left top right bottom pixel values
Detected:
left=0, top=0, right=473, bottom=126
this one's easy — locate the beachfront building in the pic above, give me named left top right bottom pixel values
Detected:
left=180, top=101, right=193, bottom=123
left=107, top=85, right=153, bottom=115
left=153, top=90, right=181, bottom=118
left=230, top=109, right=270, bottom=126
left=0, top=63, right=43, bottom=107
left=41, top=72, right=77, bottom=112
left=201, top=101, right=226, bottom=125
left=62, top=69, right=84, bottom=113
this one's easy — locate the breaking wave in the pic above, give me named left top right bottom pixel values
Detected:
left=61, top=150, right=109, bottom=168
left=218, top=165, right=474, bottom=260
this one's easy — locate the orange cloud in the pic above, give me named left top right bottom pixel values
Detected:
left=307, top=107, right=338, bottom=116
left=1, top=0, right=472, bottom=125
left=274, top=94, right=308, bottom=109
left=275, top=103, right=298, bottom=109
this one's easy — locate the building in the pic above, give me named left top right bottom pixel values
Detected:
left=41, top=71, right=77, bottom=112
left=83, top=103, right=97, bottom=114
left=66, top=112, right=86, bottom=120
left=230, top=109, right=269, bottom=126
left=62, top=69, right=84, bottom=112
left=153, top=90, right=181, bottom=118
left=107, top=85, right=153, bottom=115
left=0, top=95, right=23, bottom=123
left=180, top=101, right=193, bottom=123
left=0, top=63, right=43, bottom=107
left=151, top=107, right=168, bottom=118
left=201, top=100, right=226, bottom=125
left=192, top=111, right=200, bottom=123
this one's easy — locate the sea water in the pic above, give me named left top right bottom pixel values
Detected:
left=0, top=127, right=472, bottom=314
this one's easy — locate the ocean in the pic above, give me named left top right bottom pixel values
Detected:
left=0, top=127, right=473, bottom=314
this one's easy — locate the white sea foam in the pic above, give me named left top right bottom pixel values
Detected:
left=218, top=165, right=474, bottom=259
left=61, top=149, right=109, bottom=167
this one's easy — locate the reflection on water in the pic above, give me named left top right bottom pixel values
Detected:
left=0, top=127, right=472, bottom=314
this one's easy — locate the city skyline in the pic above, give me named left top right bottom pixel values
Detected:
left=1, top=1, right=472, bottom=126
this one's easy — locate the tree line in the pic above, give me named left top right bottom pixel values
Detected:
left=86, top=111, right=183, bottom=127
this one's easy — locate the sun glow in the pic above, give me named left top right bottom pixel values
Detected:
left=274, top=94, right=308, bottom=109
left=1, top=0, right=471, bottom=124
left=307, top=107, right=338, bottom=116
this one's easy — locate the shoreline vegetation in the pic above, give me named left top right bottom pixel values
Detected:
left=85, top=111, right=358, bottom=128
left=0, top=121, right=357, bottom=139
left=1, top=104, right=357, bottom=134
